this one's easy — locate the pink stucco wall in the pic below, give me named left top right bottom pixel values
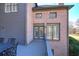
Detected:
left=32, top=8, right=68, bottom=56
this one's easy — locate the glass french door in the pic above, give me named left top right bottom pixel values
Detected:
left=47, top=24, right=59, bottom=40
left=33, top=26, right=44, bottom=39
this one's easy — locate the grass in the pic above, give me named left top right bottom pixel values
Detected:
left=69, top=34, right=79, bottom=41
left=69, top=35, right=79, bottom=56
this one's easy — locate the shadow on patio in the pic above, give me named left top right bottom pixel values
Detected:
left=17, top=39, right=48, bottom=56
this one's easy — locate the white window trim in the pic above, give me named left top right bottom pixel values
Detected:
left=5, top=3, right=11, bottom=13
left=5, top=3, right=18, bottom=13
left=12, top=3, right=17, bottom=12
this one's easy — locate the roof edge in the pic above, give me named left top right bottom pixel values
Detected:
left=32, top=5, right=74, bottom=11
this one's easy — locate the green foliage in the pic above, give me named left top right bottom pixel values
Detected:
left=69, top=36, right=79, bottom=56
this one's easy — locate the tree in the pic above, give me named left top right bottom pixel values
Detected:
left=76, top=19, right=79, bottom=26
left=75, top=19, right=79, bottom=34
left=69, top=21, right=74, bottom=34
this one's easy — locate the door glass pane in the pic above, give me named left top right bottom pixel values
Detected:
left=47, top=25, right=52, bottom=40
left=39, top=27, right=44, bottom=38
left=52, top=25, right=57, bottom=39
left=52, top=24, right=59, bottom=40
left=34, top=27, right=39, bottom=38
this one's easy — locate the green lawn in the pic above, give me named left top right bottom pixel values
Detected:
left=69, top=36, right=79, bottom=56
left=69, top=34, right=79, bottom=41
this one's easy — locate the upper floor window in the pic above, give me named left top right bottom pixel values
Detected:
left=35, top=13, right=42, bottom=19
left=49, top=12, right=57, bottom=19
left=5, top=3, right=18, bottom=13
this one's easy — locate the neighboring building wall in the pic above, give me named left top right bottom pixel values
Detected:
left=0, top=3, right=26, bottom=44
left=32, top=8, right=68, bottom=56
left=26, top=3, right=33, bottom=44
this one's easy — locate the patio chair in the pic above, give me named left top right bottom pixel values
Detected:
left=8, top=38, right=17, bottom=45
left=3, top=38, right=18, bottom=56
left=0, top=38, right=4, bottom=43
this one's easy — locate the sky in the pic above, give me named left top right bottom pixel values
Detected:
left=38, top=3, right=79, bottom=23
left=68, top=3, right=79, bottom=22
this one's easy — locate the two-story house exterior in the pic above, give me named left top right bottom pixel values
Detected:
left=0, top=3, right=74, bottom=56
left=32, top=4, right=73, bottom=56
